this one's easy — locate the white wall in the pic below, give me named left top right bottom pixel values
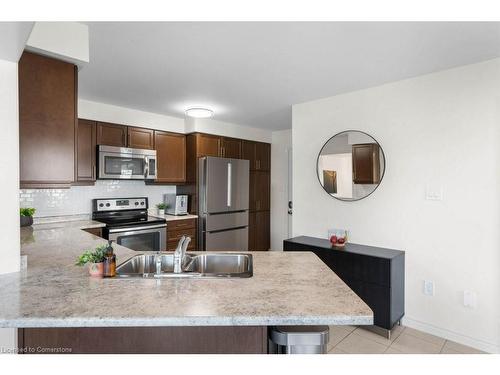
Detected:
left=0, top=59, right=20, bottom=351
left=189, top=117, right=272, bottom=143
left=0, top=60, right=20, bottom=274
left=20, top=181, right=175, bottom=218
left=79, top=99, right=185, bottom=133
left=79, top=99, right=273, bottom=143
left=292, top=59, right=500, bottom=353
left=270, top=129, right=292, bottom=250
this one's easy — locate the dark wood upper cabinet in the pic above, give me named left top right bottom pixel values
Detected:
left=220, top=137, right=241, bottom=159
left=196, top=133, right=221, bottom=157
left=352, top=143, right=381, bottom=184
left=241, top=140, right=256, bottom=168
left=241, top=141, right=270, bottom=171
left=255, top=142, right=270, bottom=171
left=96, top=122, right=127, bottom=147
left=19, top=51, right=77, bottom=188
left=128, top=127, right=154, bottom=150
left=154, top=131, right=186, bottom=183
left=75, top=119, right=96, bottom=184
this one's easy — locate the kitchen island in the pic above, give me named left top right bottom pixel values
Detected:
left=0, top=220, right=373, bottom=353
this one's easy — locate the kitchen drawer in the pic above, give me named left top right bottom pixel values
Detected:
left=168, top=228, right=196, bottom=242
left=167, top=219, right=196, bottom=231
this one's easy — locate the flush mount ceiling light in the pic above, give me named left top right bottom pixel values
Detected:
left=185, top=107, right=214, bottom=118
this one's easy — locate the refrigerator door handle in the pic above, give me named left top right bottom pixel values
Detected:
left=227, top=162, right=232, bottom=207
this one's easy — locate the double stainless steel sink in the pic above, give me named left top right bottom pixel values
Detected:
left=116, top=253, right=253, bottom=278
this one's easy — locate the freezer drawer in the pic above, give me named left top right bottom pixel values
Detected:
left=205, top=227, right=248, bottom=251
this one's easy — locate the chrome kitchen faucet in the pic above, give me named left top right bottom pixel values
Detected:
left=173, top=236, right=191, bottom=274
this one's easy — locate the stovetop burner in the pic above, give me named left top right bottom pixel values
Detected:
left=95, top=214, right=166, bottom=228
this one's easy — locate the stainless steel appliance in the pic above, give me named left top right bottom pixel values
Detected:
left=198, top=157, right=249, bottom=251
left=164, top=194, right=189, bottom=216
left=97, top=145, right=157, bottom=180
left=92, top=197, right=167, bottom=252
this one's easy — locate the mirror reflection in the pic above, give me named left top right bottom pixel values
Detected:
left=317, top=130, right=385, bottom=201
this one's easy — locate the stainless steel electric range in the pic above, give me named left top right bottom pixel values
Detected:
left=92, top=197, right=167, bottom=252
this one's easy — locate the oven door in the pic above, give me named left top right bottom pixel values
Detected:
left=108, top=224, right=167, bottom=252
left=98, top=147, right=157, bottom=180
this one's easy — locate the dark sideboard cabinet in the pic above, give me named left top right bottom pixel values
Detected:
left=284, top=236, right=404, bottom=337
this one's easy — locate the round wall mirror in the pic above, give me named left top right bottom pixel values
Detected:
left=316, top=130, right=386, bottom=201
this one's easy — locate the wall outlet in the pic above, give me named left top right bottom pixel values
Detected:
left=463, top=290, right=477, bottom=308
left=423, top=280, right=434, bottom=296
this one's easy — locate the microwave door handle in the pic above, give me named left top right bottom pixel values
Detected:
left=144, top=156, right=149, bottom=178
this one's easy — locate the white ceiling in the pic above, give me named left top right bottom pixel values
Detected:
left=79, top=22, right=500, bottom=130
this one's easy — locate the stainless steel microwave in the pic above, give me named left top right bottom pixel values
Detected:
left=98, top=145, right=157, bottom=180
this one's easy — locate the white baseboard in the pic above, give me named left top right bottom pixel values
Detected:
left=402, top=317, right=499, bottom=354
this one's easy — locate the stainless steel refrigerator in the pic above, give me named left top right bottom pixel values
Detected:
left=198, top=156, right=249, bottom=251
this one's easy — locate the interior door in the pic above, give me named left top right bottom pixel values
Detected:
left=205, top=157, right=229, bottom=213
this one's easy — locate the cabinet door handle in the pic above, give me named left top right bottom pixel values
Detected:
left=92, top=165, right=96, bottom=179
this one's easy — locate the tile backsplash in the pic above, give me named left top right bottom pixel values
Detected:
left=19, top=180, right=176, bottom=217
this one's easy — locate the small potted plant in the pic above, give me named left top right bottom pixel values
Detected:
left=156, top=203, right=167, bottom=216
left=75, top=245, right=107, bottom=277
left=20, top=207, right=36, bottom=227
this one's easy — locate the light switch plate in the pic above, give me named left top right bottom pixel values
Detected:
left=423, top=280, right=434, bottom=296
left=425, top=184, right=443, bottom=201
left=463, top=290, right=477, bottom=308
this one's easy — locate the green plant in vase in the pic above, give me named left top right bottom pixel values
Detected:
left=20, top=207, right=36, bottom=227
left=156, top=203, right=167, bottom=216
left=76, top=245, right=107, bottom=277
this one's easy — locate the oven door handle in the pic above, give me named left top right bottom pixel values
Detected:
left=108, top=223, right=167, bottom=234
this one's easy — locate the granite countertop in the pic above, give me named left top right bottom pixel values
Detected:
left=149, top=213, right=198, bottom=222
left=0, top=221, right=373, bottom=328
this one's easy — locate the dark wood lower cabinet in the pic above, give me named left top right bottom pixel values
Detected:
left=82, top=227, right=102, bottom=237
left=248, top=211, right=270, bottom=251
left=167, top=218, right=197, bottom=251
left=18, top=326, right=268, bottom=354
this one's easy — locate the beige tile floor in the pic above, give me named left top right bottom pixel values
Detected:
left=328, top=325, right=486, bottom=354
